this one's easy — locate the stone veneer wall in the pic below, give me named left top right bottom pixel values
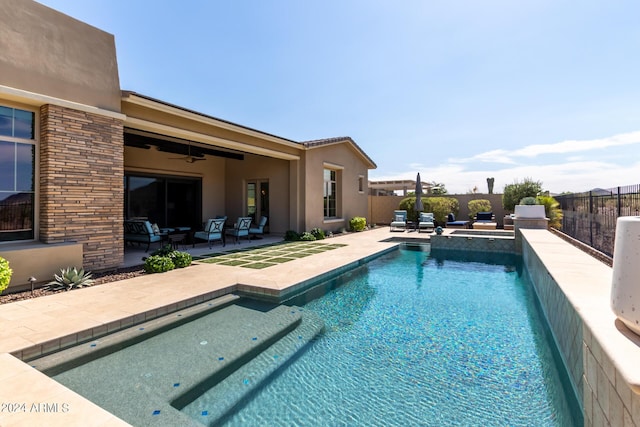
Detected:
left=522, top=235, right=640, bottom=427
left=39, top=104, right=124, bottom=271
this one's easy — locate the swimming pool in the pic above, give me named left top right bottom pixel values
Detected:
left=43, top=246, right=579, bottom=426
left=185, top=247, right=578, bottom=426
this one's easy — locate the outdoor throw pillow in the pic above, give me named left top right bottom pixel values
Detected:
left=152, top=223, right=160, bottom=235
left=395, top=215, right=404, bottom=222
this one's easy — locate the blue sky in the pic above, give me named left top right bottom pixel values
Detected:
left=38, top=0, right=640, bottom=194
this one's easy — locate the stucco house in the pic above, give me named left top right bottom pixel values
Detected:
left=0, top=0, right=376, bottom=289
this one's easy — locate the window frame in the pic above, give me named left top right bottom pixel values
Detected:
left=0, top=103, right=37, bottom=243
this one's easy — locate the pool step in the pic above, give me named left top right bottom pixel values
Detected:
left=39, top=298, right=319, bottom=427
left=178, top=308, right=325, bottom=425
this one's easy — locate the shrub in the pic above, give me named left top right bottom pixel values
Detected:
left=150, top=244, right=175, bottom=257
left=349, top=217, right=367, bottom=232
left=537, top=195, right=563, bottom=229
left=519, top=196, right=538, bottom=205
left=0, top=257, right=12, bottom=295
left=427, top=197, right=459, bottom=225
left=47, top=267, right=94, bottom=291
left=467, top=199, right=492, bottom=220
left=171, top=251, right=192, bottom=268
left=398, top=197, right=430, bottom=222
left=144, top=255, right=175, bottom=273
left=310, top=227, right=326, bottom=240
left=299, top=232, right=316, bottom=241
left=502, top=178, right=542, bottom=211
left=284, top=230, right=300, bottom=241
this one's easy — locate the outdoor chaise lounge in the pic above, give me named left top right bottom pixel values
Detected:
left=418, top=212, right=435, bottom=233
left=390, top=210, right=407, bottom=231
left=193, top=218, right=226, bottom=248
left=446, top=213, right=470, bottom=229
left=249, top=216, right=268, bottom=238
left=226, top=216, right=253, bottom=243
left=472, top=212, right=497, bottom=230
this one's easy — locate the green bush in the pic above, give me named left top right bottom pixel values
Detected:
left=284, top=230, right=300, bottom=241
left=427, top=197, right=459, bottom=225
left=537, top=195, right=563, bottom=229
left=310, top=228, right=326, bottom=240
left=467, top=199, right=492, bottom=220
left=0, top=257, right=12, bottom=295
left=502, top=178, right=542, bottom=211
left=349, top=217, right=367, bottom=232
left=398, top=197, right=430, bottom=222
left=519, top=196, right=538, bottom=205
left=299, top=232, right=316, bottom=241
left=47, top=267, right=94, bottom=291
left=171, top=251, right=192, bottom=268
left=150, top=244, right=175, bottom=257
left=144, top=255, right=175, bottom=273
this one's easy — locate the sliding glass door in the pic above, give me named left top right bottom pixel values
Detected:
left=125, top=174, right=202, bottom=229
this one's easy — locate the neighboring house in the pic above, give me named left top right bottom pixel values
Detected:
left=0, top=0, right=376, bottom=289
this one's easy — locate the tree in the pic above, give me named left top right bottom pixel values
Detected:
left=502, top=178, right=543, bottom=211
left=428, top=181, right=448, bottom=195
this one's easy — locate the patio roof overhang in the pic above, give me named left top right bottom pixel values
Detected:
left=122, top=91, right=301, bottom=161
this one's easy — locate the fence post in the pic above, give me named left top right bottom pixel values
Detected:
left=617, top=187, right=622, bottom=217
left=589, top=191, right=594, bottom=247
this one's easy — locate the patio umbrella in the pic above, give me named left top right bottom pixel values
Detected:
left=414, top=173, right=424, bottom=227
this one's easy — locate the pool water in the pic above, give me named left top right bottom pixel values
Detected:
left=200, top=248, right=577, bottom=426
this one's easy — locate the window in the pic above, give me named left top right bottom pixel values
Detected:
left=358, top=175, right=364, bottom=193
left=0, top=106, right=35, bottom=242
left=323, top=169, right=337, bottom=218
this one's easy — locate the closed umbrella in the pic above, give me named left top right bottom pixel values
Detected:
left=414, top=173, right=424, bottom=230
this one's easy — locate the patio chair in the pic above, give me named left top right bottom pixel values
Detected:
left=473, top=212, right=497, bottom=230
left=418, top=212, right=435, bottom=233
left=226, top=216, right=252, bottom=243
left=193, top=218, right=226, bottom=248
left=390, top=210, right=407, bottom=232
left=446, top=213, right=470, bottom=229
left=249, top=216, right=268, bottom=238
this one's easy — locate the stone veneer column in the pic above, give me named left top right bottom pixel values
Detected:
left=39, top=104, right=124, bottom=271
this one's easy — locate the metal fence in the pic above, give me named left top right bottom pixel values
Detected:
left=555, top=184, right=640, bottom=257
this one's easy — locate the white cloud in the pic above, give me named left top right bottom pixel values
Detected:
left=371, top=160, right=640, bottom=195
left=448, top=130, right=640, bottom=165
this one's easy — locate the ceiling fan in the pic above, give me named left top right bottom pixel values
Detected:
left=169, top=143, right=206, bottom=163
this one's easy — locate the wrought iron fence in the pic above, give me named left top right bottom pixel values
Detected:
left=555, top=184, right=640, bottom=257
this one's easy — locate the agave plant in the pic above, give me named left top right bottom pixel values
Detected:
left=47, top=267, right=94, bottom=291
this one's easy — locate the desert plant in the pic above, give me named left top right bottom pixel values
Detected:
left=299, top=232, right=316, bottom=241
left=144, top=255, right=175, bottom=273
left=502, top=178, right=543, bottom=211
left=519, top=196, right=538, bottom=205
left=537, top=195, right=563, bottom=229
left=310, top=227, right=326, bottom=240
left=467, top=199, right=492, bottom=220
left=284, top=230, right=300, bottom=241
left=349, top=217, right=367, bottom=232
left=171, top=251, right=192, bottom=268
left=0, top=257, right=12, bottom=295
left=47, top=267, right=94, bottom=291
